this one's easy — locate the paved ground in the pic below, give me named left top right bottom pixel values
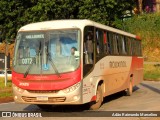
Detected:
left=0, top=81, right=160, bottom=120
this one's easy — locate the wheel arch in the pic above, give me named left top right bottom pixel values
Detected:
left=95, top=79, right=105, bottom=97
left=130, top=74, right=133, bottom=78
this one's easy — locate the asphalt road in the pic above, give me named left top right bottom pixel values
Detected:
left=0, top=81, right=160, bottom=119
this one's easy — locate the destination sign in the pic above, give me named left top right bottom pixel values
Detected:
left=26, top=34, right=44, bottom=39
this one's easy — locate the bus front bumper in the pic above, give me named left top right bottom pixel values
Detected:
left=12, top=82, right=82, bottom=105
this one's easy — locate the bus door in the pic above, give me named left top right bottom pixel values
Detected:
left=83, top=26, right=94, bottom=77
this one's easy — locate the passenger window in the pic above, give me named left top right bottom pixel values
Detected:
left=127, top=38, right=132, bottom=55
left=135, top=40, right=142, bottom=56
left=122, top=36, right=127, bottom=55
left=117, top=35, right=123, bottom=55
left=132, top=40, right=137, bottom=56
left=104, top=31, right=109, bottom=54
left=113, top=34, right=119, bottom=55
left=108, top=32, right=114, bottom=54
left=96, top=29, right=104, bottom=55
left=138, top=41, right=142, bottom=56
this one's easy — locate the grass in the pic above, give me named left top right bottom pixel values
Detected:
left=0, top=92, right=12, bottom=98
left=144, top=64, right=160, bottom=81
left=0, top=78, right=13, bottom=98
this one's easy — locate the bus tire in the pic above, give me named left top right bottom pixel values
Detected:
left=126, top=80, right=133, bottom=96
left=89, top=85, right=103, bottom=110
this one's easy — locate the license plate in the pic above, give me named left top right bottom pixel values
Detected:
left=37, top=96, right=48, bottom=101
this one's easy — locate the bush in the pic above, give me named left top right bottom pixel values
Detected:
left=115, top=13, right=160, bottom=62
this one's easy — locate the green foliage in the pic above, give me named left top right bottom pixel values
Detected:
left=78, top=0, right=135, bottom=25
left=0, top=78, right=12, bottom=89
left=114, top=13, right=160, bottom=61
left=117, top=13, right=160, bottom=48
left=0, top=0, right=135, bottom=41
left=144, top=64, right=160, bottom=81
left=0, top=0, right=29, bottom=40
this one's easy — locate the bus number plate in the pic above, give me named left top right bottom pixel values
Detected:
left=19, top=58, right=34, bottom=65
left=37, top=96, right=48, bottom=101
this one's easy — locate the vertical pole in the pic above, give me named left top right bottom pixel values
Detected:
left=138, top=0, right=143, bottom=13
left=5, top=42, right=8, bottom=87
left=156, top=0, right=160, bottom=12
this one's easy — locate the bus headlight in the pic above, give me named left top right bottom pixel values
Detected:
left=13, top=84, right=25, bottom=94
left=63, top=82, right=81, bottom=93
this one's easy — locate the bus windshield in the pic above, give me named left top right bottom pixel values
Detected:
left=13, top=29, right=80, bottom=75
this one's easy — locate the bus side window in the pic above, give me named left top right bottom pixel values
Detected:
left=85, top=31, right=94, bottom=64
left=136, top=40, right=141, bottom=56
left=117, top=35, right=123, bottom=55
left=96, top=29, right=104, bottom=54
left=103, top=31, right=109, bottom=55
left=121, top=36, right=127, bottom=55
left=96, top=29, right=105, bottom=62
left=125, top=37, right=131, bottom=55
left=132, top=40, right=136, bottom=56
left=108, top=32, right=113, bottom=55
left=113, top=34, right=119, bottom=55
left=127, top=38, right=132, bottom=56
left=138, top=41, right=142, bottom=56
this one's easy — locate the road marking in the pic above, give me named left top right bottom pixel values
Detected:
left=0, top=102, right=14, bottom=105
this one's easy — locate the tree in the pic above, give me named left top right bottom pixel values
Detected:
left=78, top=0, right=135, bottom=26
left=0, top=0, right=136, bottom=41
left=0, top=0, right=30, bottom=41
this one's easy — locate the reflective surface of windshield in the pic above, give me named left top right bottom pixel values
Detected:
left=13, top=30, right=80, bottom=75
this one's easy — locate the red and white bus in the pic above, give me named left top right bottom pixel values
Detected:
left=12, top=20, right=143, bottom=110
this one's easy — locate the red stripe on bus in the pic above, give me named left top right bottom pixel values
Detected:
left=136, top=36, right=141, bottom=40
left=12, top=66, right=81, bottom=90
left=90, top=95, right=96, bottom=101
left=130, top=56, right=143, bottom=85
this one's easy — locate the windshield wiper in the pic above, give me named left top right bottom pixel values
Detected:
left=24, top=58, right=35, bottom=78
left=45, top=45, right=61, bottom=78
left=24, top=41, right=41, bottom=78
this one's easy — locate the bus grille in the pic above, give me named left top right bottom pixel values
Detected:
left=22, top=96, right=66, bottom=103
left=27, top=90, right=59, bottom=93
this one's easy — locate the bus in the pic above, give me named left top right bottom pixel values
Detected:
left=12, top=19, right=143, bottom=110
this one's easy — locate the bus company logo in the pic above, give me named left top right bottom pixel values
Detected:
left=109, top=61, right=127, bottom=68
left=19, top=82, right=29, bottom=86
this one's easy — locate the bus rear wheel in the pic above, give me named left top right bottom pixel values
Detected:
left=89, top=85, right=103, bottom=110
left=126, top=80, right=133, bottom=96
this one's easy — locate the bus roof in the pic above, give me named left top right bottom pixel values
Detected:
left=19, top=19, right=139, bottom=39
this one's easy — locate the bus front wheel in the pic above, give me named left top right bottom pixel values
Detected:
left=89, top=85, right=103, bottom=110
